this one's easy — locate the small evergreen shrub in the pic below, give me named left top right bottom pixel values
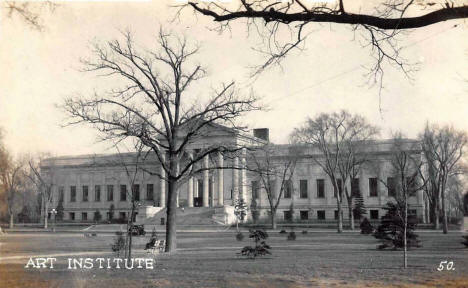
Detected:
left=279, top=229, right=287, bottom=234
left=236, top=232, right=244, bottom=241
left=302, top=230, right=308, bottom=234
left=287, top=231, right=296, bottom=241
left=111, top=231, right=125, bottom=254
left=240, top=229, right=271, bottom=259
left=462, top=235, right=468, bottom=247
left=360, top=217, right=374, bottom=234
left=374, top=202, right=421, bottom=250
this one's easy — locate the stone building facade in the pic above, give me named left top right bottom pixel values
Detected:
left=40, top=127, right=427, bottom=224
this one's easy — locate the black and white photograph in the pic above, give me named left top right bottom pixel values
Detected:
left=1, top=1, right=468, bottom=287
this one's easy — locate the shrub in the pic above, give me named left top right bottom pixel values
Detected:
left=360, top=217, right=374, bottom=235
left=287, top=231, right=296, bottom=241
left=462, top=235, right=468, bottom=247
left=240, top=229, right=271, bottom=259
left=236, top=232, right=244, bottom=241
left=302, top=230, right=308, bottom=234
left=111, top=231, right=126, bottom=255
left=374, top=202, right=421, bottom=250
left=279, top=229, right=287, bottom=234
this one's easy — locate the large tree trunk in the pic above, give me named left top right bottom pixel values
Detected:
left=347, top=197, right=354, bottom=230
left=43, top=201, right=48, bottom=229
left=9, top=213, right=14, bottom=229
left=165, top=176, right=178, bottom=252
left=442, top=189, right=448, bottom=234
left=337, top=198, right=343, bottom=233
left=270, top=208, right=277, bottom=230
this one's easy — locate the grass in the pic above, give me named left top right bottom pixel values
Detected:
left=1, top=230, right=467, bottom=287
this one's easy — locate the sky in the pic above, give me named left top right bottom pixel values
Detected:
left=0, top=1, right=467, bottom=158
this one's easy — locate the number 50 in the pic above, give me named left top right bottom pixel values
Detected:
left=437, top=261, right=454, bottom=271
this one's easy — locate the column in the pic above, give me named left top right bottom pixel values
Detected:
left=241, top=148, right=247, bottom=201
left=217, top=152, right=224, bottom=206
left=160, top=154, right=166, bottom=208
left=187, top=151, right=194, bottom=207
left=203, top=155, right=209, bottom=207
left=176, top=161, right=180, bottom=208
left=232, top=156, right=239, bottom=200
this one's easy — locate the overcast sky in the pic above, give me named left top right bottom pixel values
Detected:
left=0, top=1, right=467, bottom=158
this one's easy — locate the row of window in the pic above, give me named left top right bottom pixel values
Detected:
left=251, top=176, right=414, bottom=199
left=61, top=184, right=155, bottom=203
left=283, top=209, right=381, bottom=221
left=68, top=211, right=130, bottom=221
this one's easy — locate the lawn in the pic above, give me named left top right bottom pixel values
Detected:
left=0, top=229, right=467, bottom=287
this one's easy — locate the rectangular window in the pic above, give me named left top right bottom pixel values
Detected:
left=58, top=186, right=64, bottom=202
left=316, top=179, right=325, bottom=198
left=406, top=176, right=417, bottom=192
left=119, top=212, right=126, bottom=220
left=387, top=177, right=396, bottom=197
left=82, top=212, right=88, bottom=221
left=300, top=210, right=309, bottom=220
left=133, top=184, right=140, bottom=201
left=95, top=185, right=101, bottom=202
left=334, top=179, right=343, bottom=197
left=299, top=180, right=308, bottom=199
left=107, top=185, right=114, bottom=201
left=147, top=184, right=154, bottom=201
left=283, top=211, right=292, bottom=221
left=284, top=179, right=292, bottom=198
left=370, top=210, right=379, bottom=220
left=351, top=178, right=360, bottom=197
left=251, top=181, right=259, bottom=199
left=82, top=186, right=88, bottom=202
left=317, top=210, right=326, bottom=220
left=408, top=209, right=417, bottom=216
left=70, top=186, right=76, bottom=202
left=69, top=212, right=75, bottom=221
left=120, top=185, right=127, bottom=201
left=369, top=178, right=378, bottom=197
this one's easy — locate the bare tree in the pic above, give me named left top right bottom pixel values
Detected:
left=62, top=29, right=260, bottom=252
left=385, top=133, right=425, bottom=269
left=420, top=123, right=467, bottom=233
left=248, top=144, right=298, bottom=229
left=291, top=110, right=376, bottom=232
left=0, top=150, right=25, bottom=228
left=3, top=1, right=57, bottom=31
left=26, top=154, right=55, bottom=229
left=184, top=1, right=467, bottom=71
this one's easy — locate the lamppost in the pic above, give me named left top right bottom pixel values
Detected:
left=50, top=208, right=57, bottom=232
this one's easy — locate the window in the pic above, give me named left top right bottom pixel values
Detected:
left=69, top=212, right=75, bottom=221
left=351, top=178, right=360, bottom=197
left=107, top=212, right=112, bottom=220
left=107, top=185, right=114, bottom=201
left=119, top=212, right=126, bottom=220
left=251, top=181, right=259, bottom=199
left=284, top=179, right=292, bottom=198
left=133, top=184, right=140, bottom=201
left=70, top=186, right=76, bottom=202
left=387, top=177, right=396, bottom=197
left=370, top=210, right=379, bottom=220
left=95, top=185, right=101, bottom=202
left=300, top=210, right=309, bottom=220
left=316, top=179, right=325, bottom=198
left=147, top=184, right=154, bottom=201
left=283, top=211, right=292, bottom=221
left=58, top=186, right=64, bottom=202
left=299, top=180, right=308, bottom=199
left=334, top=210, right=339, bottom=220
left=120, top=185, right=127, bottom=201
left=82, top=186, right=88, bottom=202
left=406, top=176, right=417, bottom=192
left=82, top=212, right=88, bottom=221
left=334, top=179, right=343, bottom=197
left=317, top=210, right=326, bottom=220
left=369, top=178, right=378, bottom=197
left=408, top=209, right=417, bottom=216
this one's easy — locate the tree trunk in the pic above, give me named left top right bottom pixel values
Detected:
left=433, top=197, right=440, bottom=230
left=442, top=190, right=448, bottom=234
left=9, top=213, right=14, bottom=229
left=43, top=201, right=49, bottom=229
left=347, top=197, right=354, bottom=230
left=271, top=209, right=277, bottom=230
left=165, top=176, right=178, bottom=252
left=403, top=194, right=408, bottom=269
left=337, top=198, right=343, bottom=233
left=127, top=202, right=136, bottom=261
